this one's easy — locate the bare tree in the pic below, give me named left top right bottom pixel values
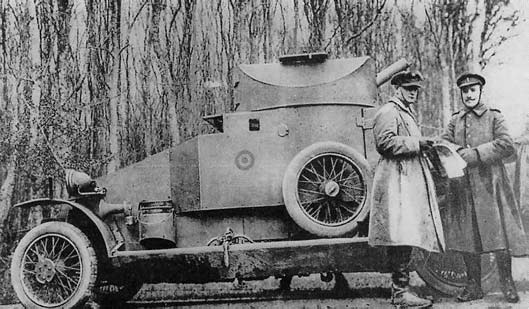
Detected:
left=107, top=0, right=122, bottom=173
left=303, top=0, right=329, bottom=51
left=468, top=0, right=520, bottom=70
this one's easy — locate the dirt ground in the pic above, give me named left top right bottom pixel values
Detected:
left=2, top=258, right=529, bottom=308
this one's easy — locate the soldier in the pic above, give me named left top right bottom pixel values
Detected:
left=369, top=71, right=445, bottom=307
left=440, top=73, right=529, bottom=303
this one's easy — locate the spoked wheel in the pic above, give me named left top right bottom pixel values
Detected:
left=11, top=221, right=97, bottom=309
left=283, top=142, right=372, bottom=237
left=415, top=249, right=498, bottom=296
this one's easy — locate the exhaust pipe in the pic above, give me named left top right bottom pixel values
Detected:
left=376, top=58, right=409, bottom=87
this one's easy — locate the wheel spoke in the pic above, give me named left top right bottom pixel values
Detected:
left=330, top=162, right=347, bottom=182
left=54, top=274, right=72, bottom=298
left=340, top=183, right=364, bottom=191
left=329, top=157, right=338, bottom=179
left=30, top=247, right=42, bottom=261
left=53, top=241, right=68, bottom=262
left=328, top=201, right=336, bottom=223
left=305, top=201, right=323, bottom=218
left=35, top=242, right=45, bottom=259
left=305, top=204, right=319, bottom=217
left=56, top=268, right=79, bottom=292
left=24, top=254, right=37, bottom=264
left=300, top=197, right=326, bottom=205
left=42, top=238, right=48, bottom=257
left=332, top=200, right=344, bottom=223
left=22, top=269, right=37, bottom=275
left=300, top=173, right=319, bottom=184
left=306, top=163, right=325, bottom=181
left=59, top=264, right=81, bottom=272
left=338, top=202, right=358, bottom=214
left=342, top=190, right=362, bottom=203
left=62, top=247, right=77, bottom=262
left=337, top=173, right=361, bottom=184
left=50, top=236, right=57, bottom=256
left=321, top=201, right=328, bottom=222
left=299, top=188, right=324, bottom=196
left=299, top=178, right=321, bottom=186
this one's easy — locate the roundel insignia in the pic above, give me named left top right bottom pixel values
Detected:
left=235, top=150, right=254, bottom=170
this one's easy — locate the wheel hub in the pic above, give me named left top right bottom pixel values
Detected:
left=322, top=180, right=340, bottom=197
left=35, top=258, right=56, bottom=284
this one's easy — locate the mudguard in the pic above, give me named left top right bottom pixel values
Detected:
left=13, top=198, right=117, bottom=256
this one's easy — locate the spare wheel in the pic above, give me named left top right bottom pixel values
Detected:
left=282, top=141, right=372, bottom=237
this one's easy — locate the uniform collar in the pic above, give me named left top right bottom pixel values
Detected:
left=461, top=102, right=487, bottom=118
left=389, top=96, right=416, bottom=116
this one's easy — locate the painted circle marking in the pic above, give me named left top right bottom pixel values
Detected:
left=235, top=150, right=255, bottom=170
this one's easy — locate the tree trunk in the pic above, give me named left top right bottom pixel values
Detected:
left=469, top=0, right=486, bottom=72
left=304, top=0, right=329, bottom=51
left=394, top=5, right=403, bottom=57
left=262, top=0, right=272, bottom=61
left=177, top=0, right=196, bottom=140
left=0, top=151, right=17, bottom=224
left=28, top=0, right=40, bottom=155
left=55, top=0, right=73, bottom=167
left=107, top=0, right=121, bottom=173
left=440, top=55, right=451, bottom=126
left=0, top=76, right=19, bottom=225
left=293, top=0, right=299, bottom=51
left=150, top=0, right=181, bottom=147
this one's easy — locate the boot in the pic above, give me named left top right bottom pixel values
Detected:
left=456, top=279, right=484, bottom=302
left=457, top=253, right=484, bottom=302
left=388, top=246, right=432, bottom=307
left=496, top=250, right=520, bottom=303
left=391, top=283, right=432, bottom=308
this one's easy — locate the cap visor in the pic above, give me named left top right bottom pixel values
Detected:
left=400, top=82, right=423, bottom=88
left=458, top=81, right=480, bottom=88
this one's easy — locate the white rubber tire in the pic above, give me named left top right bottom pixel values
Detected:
left=282, top=141, right=372, bottom=237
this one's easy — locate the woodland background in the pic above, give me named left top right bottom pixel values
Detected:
left=0, top=0, right=525, bottom=302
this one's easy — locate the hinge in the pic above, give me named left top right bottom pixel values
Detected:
left=356, top=116, right=374, bottom=129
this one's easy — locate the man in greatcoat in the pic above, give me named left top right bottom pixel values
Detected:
left=369, top=71, right=445, bottom=307
left=440, top=73, right=529, bottom=303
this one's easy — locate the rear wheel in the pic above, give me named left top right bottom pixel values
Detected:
left=282, top=142, right=372, bottom=237
left=11, top=221, right=97, bottom=308
left=415, top=249, right=498, bottom=296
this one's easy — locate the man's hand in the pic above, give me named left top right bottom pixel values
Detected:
left=457, top=148, right=480, bottom=165
left=419, top=138, right=434, bottom=151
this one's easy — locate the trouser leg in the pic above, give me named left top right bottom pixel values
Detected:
left=496, top=250, right=513, bottom=282
left=496, top=250, right=519, bottom=303
left=457, top=252, right=484, bottom=302
left=462, top=252, right=481, bottom=285
left=388, top=246, right=412, bottom=288
left=388, top=246, right=433, bottom=307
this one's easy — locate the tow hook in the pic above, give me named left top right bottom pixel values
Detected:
left=206, top=227, right=254, bottom=268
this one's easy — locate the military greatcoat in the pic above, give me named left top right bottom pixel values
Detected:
left=368, top=97, right=445, bottom=253
left=441, top=103, right=529, bottom=256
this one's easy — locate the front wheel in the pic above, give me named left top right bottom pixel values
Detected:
left=11, top=221, right=97, bottom=308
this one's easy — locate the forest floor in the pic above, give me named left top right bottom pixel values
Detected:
left=2, top=258, right=529, bottom=307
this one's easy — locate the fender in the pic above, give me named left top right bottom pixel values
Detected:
left=13, top=198, right=117, bottom=256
